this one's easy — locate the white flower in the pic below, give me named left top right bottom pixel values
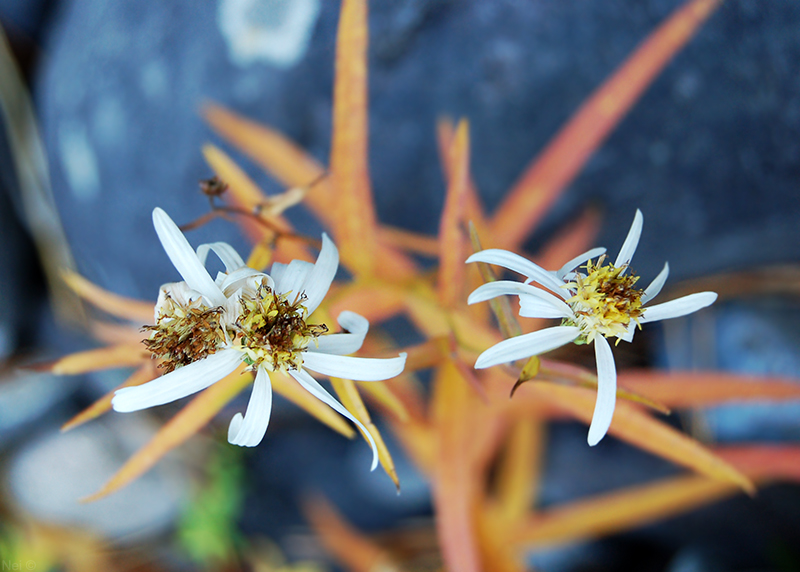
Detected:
left=467, top=209, right=717, bottom=446
left=112, top=208, right=407, bottom=470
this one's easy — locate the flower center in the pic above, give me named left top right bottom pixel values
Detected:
left=143, top=294, right=227, bottom=373
left=235, top=279, right=328, bottom=372
left=563, top=256, right=644, bottom=343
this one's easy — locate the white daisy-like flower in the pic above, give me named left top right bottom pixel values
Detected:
left=466, top=209, right=717, bottom=446
left=112, top=208, right=407, bottom=470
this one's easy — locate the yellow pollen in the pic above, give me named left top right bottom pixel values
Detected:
left=236, top=279, right=327, bottom=372
left=563, top=256, right=644, bottom=343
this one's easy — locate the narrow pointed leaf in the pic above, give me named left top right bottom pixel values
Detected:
left=438, top=119, right=470, bottom=309
left=270, top=371, right=356, bottom=439
left=51, top=344, right=146, bottom=375
left=62, top=271, right=153, bottom=323
left=527, top=382, right=754, bottom=493
left=84, top=366, right=253, bottom=501
left=489, top=0, right=722, bottom=249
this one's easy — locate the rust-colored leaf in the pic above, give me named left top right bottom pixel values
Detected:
left=437, top=119, right=470, bottom=309
left=511, top=474, right=738, bottom=548
left=331, top=377, right=400, bottom=490
left=619, top=371, right=800, bottom=408
left=494, top=418, right=544, bottom=524
left=61, top=363, right=156, bottom=432
left=329, top=0, right=377, bottom=277
left=489, top=0, right=722, bottom=249
left=378, top=225, right=439, bottom=257
left=327, top=282, right=407, bottom=325
left=51, top=344, right=146, bottom=375
left=716, top=446, right=800, bottom=482
left=84, top=366, right=253, bottom=501
left=304, top=495, right=402, bottom=572
left=62, top=271, right=153, bottom=323
left=526, top=382, right=754, bottom=493
left=356, top=380, right=410, bottom=422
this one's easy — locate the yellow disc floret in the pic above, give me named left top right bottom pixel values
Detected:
left=235, top=278, right=328, bottom=372
left=563, top=256, right=644, bottom=344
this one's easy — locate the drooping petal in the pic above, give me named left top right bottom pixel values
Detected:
left=196, top=242, right=246, bottom=273
left=276, top=259, right=314, bottom=303
left=468, top=281, right=572, bottom=318
left=556, top=247, right=607, bottom=279
left=112, top=349, right=242, bottom=412
left=309, top=311, right=369, bottom=355
left=228, top=366, right=273, bottom=447
left=289, top=369, right=378, bottom=470
left=614, top=209, right=643, bottom=271
left=641, top=292, right=717, bottom=324
left=474, top=326, right=579, bottom=369
left=588, top=335, right=617, bottom=446
left=300, top=233, right=339, bottom=315
left=302, top=351, right=407, bottom=382
left=642, top=262, right=670, bottom=304
left=519, top=294, right=575, bottom=319
left=466, top=249, right=568, bottom=298
left=152, top=208, right=226, bottom=306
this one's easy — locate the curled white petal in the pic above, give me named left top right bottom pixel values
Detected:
left=640, top=291, right=717, bottom=324
left=556, top=247, right=607, bottom=279
left=152, top=208, right=226, bottom=306
left=642, top=262, right=670, bottom=305
left=112, top=349, right=242, bottom=412
left=310, top=311, right=369, bottom=355
left=196, top=242, right=246, bottom=273
left=468, top=281, right=572, bottom=319
left=220, top=267, right=273, bottom=298
left=302, top=351, right=407, bottom=382
left=518, top=294, right=575, bottom=319
left=474, top=326, right=579, bottom=369
left=614, top=209, right=643, bottom=271
left=300, top=233, right=339, bottom=315
left=290, top=369, right=379, bottom=471
left=587, top=335, right=617, bottom=446
left=466, top=249, right=568, bottom=299
left=228, top=366, right=273, bottom=447
left=275, top=260, right=314, bottom=303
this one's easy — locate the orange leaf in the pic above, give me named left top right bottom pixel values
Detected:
left=510, top=474, right=737, bottom=548
left=494, top=418, right=544, bottom=524
left=716, top=446, right=800, bottom=482
left=62, top=271, right=153, bottom=323
left=356, top=380, right=410, bottom=422
left=304, top=495, right=400, bottom=572
left=431, top=359, right=482, bottom=572
left=489, top=0, right=722, bottom=249
left=437, top=119, right=470, bottom=309
left=329, top=0, right=377, bottom=277
left=51, top=344, right=146, bottom=375
left=84, top=366, right=253, bottom=501
left=619, top=371, right=800, bottom=408
left=61, top=363, right=156, bottom=432
left=377, top=225, right=439, bottom=257
left=525, top=382, right=754, bottom=493
left=327, top=282, right=407, bottom=325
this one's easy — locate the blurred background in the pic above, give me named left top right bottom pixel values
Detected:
left=1, top=0, right=799, bottom=570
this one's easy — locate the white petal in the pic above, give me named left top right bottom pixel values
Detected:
left=112, top=349, right=242, bottom=412
left=228, top=366, right=273, bottom=447
left=309, top=311, right=369, bottom=355
left=556, top=247, right=607, bottom=279
left=588, top=335, right=617, bottom=446
left=468, top=281, right=572, bottom=318
left=519, top=294, right=575, bottom=319
left=152, top=208, right=226, bottom=306
left=299, top=233, right=339, bottom=315
left=474, top=326, right=579, bottom=369
left=302, top=351, right=407, bottom=381
left=466, top=250, right=568, bottom=298
left=641, top=291, right=717, bottom=323
left=270, top=262, right=287, bottom=286
left=641, top=262, right=670, bottom=305
left=290, top=369, right=379, bottom=471
left=619, top=321, right=637, bottom=343
left=220, top=267, right=273, bottom=297
left=196, top=242, right=246, bottom=273
left=276, top=260, right=314, bottom=303
left=614, top=209, right=643, bottom=271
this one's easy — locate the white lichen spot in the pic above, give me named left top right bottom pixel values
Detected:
left=217, top=0, right=322, bottom=69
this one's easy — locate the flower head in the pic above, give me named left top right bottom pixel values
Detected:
left=467, top=209, right=717, bottom=446
left=112, top=208, right=407, bottom=469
